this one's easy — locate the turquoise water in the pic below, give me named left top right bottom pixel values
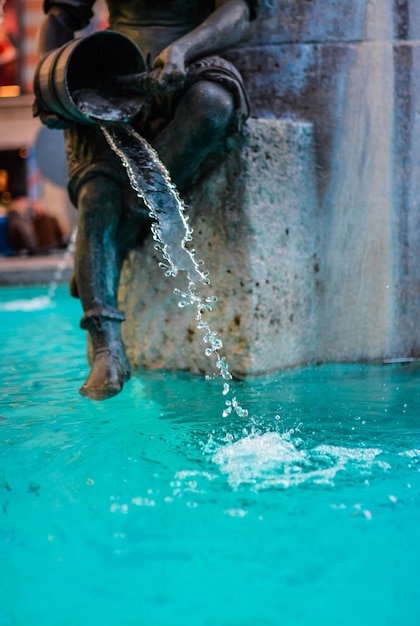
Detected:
left=1, top=285, right=419, bottom=626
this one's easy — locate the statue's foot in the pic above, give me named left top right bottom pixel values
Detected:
left=79, top=348, right=131, bottom=401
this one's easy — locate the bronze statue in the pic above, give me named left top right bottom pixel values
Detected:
left=34, top=0, right=254, bottom=400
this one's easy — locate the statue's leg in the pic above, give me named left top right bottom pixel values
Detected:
left=152, top=80, right=235, bottom=191
left=74, top=175, right=136, bottom=400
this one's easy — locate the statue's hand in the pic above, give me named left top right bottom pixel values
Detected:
left=147, top=45, right=187, bottom=94
left=33, top=99, right=72, bottom=130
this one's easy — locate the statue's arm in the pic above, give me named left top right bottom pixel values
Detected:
left=147, top=0, right=251, bottom=93
left=174, top=0, right=251, bottom=64
left=38, top=1, right=96, bottom=55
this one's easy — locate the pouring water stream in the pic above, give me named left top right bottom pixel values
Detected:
left=101, top=122, right=248, bottom=418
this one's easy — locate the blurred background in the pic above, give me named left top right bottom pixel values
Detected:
left=0, top=0, right=109, bottom=259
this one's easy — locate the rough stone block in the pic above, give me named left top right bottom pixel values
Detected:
left=118, top=118, right=319, bottom=377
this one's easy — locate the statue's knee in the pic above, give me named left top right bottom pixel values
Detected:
left=185, top=82, right=235, bottom=133
left=77, top=178, right=121, bottom=220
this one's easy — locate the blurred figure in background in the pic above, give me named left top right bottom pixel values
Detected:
left=31, top=199, right=67, bottom=253
left=0, top=203, right=12, bottom=256
left=0, top=170, right=12, bottom=255
left=7, top=197, right=37, bottom=256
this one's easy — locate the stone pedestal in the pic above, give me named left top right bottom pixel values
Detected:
left=118, top=118, right=319, bottom=377
left=224, top=0, right=420, bottom=362
left=92, top=1, right=420, bottom=371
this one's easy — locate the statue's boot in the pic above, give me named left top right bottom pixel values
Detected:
left=79, top=307, right=131, bottom=400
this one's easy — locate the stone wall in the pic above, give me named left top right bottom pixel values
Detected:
left=225, top=0, right=420, bottom=361
left=120, top=0, right=420, bottom=372
left=119, top=119, right=319, bottom=376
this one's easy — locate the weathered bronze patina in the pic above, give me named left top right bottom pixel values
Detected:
left=34, top=0, right=254, bottom=400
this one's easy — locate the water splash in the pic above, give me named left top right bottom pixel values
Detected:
left=211, top=430, right=391, bottom=491
left=101, top=123, right=248, bottom=418
left=0, top=296, right=53, bottom=312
